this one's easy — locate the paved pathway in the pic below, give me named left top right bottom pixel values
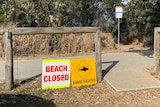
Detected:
left=0, top=59, right=42, bottom=81
left=1, top=49, right=160, bottom=91
left=102, top=50, right=160, bottom=91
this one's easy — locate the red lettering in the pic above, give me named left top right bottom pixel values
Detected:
left=61, top=74, right=64, bottom=81
left=65, top=74, right=69, bottom=80
left=46, top=66, right=50, bottom=72
left=52, top=75, right=56, bottom=81
left=54, top=66, right=58, bottom=71
left=44, top=76, right=48, bottom=82
left=59, top=66, right=62, bottom=71
left=43, top=74, right=69, bottom=82
left=50, top=66, right=54, bottom=72
left=63, top=66, right=67, bottom=71
left=57, top=75, right=60, bottom=81
left=45, top=65, right=68, bottom=72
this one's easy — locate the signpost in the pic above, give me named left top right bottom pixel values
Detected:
left=115, top=6, right=123, bottom=49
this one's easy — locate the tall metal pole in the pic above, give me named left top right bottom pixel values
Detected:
left=118, top=18, right=120, bottom=49
left=115, top=6, right=123, bottom=49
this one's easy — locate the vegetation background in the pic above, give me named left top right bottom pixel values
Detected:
left=0, top=0, right=160, bottom=46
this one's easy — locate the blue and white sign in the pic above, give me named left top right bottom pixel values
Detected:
left=115, top=6, right=123, bottom=18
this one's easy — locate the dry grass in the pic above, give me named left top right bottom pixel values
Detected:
left=0, top=33, right=115, bottom=60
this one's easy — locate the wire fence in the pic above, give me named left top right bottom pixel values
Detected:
left=0, top=33, right=96, bottom=60
left=0, top=32, right=114, bottom=61
left=0, top=35, right=4, bottom=60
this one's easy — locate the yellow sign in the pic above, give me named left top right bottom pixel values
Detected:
left=71, top=58, right=97, bottom=87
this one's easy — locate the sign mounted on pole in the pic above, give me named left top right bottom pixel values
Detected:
left=115, top=6, right=123, bottom=18
left=42, top=59, right=70, bottom=90
left=115, top=6, right=123, bottom=49
left=71, top=58, right=97, bottom=87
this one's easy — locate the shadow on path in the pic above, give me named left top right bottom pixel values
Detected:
left=125, top=49, right=153, bottom=58
left=0, top=94, right=55, bottom=107
left=102, top=61, right=119, bottom=79
left=14, top=74, right=42, bottom=88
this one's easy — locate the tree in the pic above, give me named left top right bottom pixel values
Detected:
left=125, top=0, right=160, bottom=37
left=2, top=0, right=55, bottom=27
left=3, top=0, right=123, bottom=28
left=99, top=0, right=123, bottom=32
left=59, top=0, right=102, bottom=27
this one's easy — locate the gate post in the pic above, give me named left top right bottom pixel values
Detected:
left=95, top=30, right=102, bottom=82
left=3, top=31, right=14, bottom=90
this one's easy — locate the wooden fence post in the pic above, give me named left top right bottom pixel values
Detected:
left=3, top=31, right=14, bottom=90
left=95, top=30, right=102, bottom=82
left=154, top=27, right=160, bottom=73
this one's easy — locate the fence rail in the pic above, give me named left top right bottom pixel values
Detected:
left=0, top=27, right=99, bottom=35
left=1, top=27, right=102, bottom=90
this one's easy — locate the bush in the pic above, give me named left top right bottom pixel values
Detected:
left=0, top=7, right=5, bottom=23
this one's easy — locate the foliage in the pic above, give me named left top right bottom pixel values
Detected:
left=125, top=0, right=160, bottom=36
left=3, top=0, right=50, bottom=27
left=101, top=0, right=122, bottom=32
left=2, top=0, right=122, bottom=28
left=0, top=8, right=5, bottom=23
left=0, top=0, right=5, bottom=23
